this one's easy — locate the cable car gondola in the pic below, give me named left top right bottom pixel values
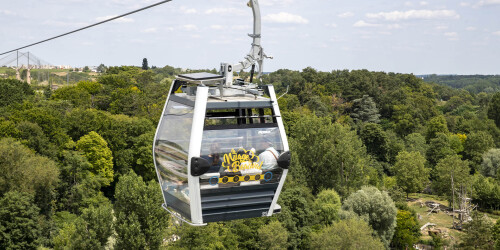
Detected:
left=153, top=0, right=290, bottom=226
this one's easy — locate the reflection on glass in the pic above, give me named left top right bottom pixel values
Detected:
left=199, top=127, right=284, bottom=189
left=154, top=100, right=193, bottom=216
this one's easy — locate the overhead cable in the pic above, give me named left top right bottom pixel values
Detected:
left=0, top=0, right=173, bottom=56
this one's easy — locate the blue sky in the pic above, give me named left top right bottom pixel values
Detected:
left=1, top=0, right=499, bottom=74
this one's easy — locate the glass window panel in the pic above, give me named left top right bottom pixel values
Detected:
left=199, top=127, right=284, bottom=189
left=154, top=100, right=193, bottom=218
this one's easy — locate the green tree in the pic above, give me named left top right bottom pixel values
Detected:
left=404, top=132, right=428, bottom=157
left=481, top=148, right=500, bottom=180
left=493, top=219, right=500, bottom=249
left=427, top=133, right=455, bottom=167
left=173, top=222, right=238, bottom=250
left=461, top=211, right=495, bottom=249
left=314, top=189, right=341, bottom=225
left=0, top=79, right=34, bottom=107
left=76, top=131, right=114, bottom=186
left=0, top=138, right=59, bottom=215
left=290, top=115, right=372, bottom=196
left=114, top=172, right=169, bottom=250
left=0, top=191, right=41, bottom=250
left=488, top=92, right=500, bottom=128
left=426, top=116, right=448, bottom=141
left=258, top=221, right=288, bottom=250
left=393, top=151, right=429, bottom=197
left=433, top=155, right=471, bottom=204
left=351, top=95, right=381, bottom=123
left=359, top=123, right=389, bottom=162
left=391, top=210, right=421, bottom=249
left=310, top=218, right=384, bottom=250
left=464, top=131, right=494, bottom=173
left=142, top=58, right=149, bottom=70
left=342, top=186, right=397, bottom=248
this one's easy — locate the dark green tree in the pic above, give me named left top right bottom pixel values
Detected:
left=391, top=210, right=421, bottom=249
left=461, top=211, right=495, bottom=249
left=464, top=131, right=494, bottom=173
left=0, top=79, right=34, bottom=107
left=359, top=123, right=388, bottom=162
left=488, top=92, right=500, bottom=128
left=114, top=172, right=169, bottom=250
left=142, top=58, right=149, bottom=70
left=0, top=191, right=41, bottom=250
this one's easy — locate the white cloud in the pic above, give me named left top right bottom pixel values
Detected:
left=180, top=6, right=197, bottom=14
left=231, top=25, right=251, bottom=30
left=444, top=32, right=459, bottom=40
left=210, top=25, right=224, bottom=30
left=476, top=0, right=500, bottom=7
left=460, top=2, right=471, bottom=6
left=388, top=24, right=402, bottom=29
left=420, top=1, right=429, bottom=6
left=260, top=0, right=294, bottom=6
left=42, top=20, right=89, bottom=27
left=353, top=20, right=381, bottom=28
left=466, top=26, right=477, bottom=31
left=263, top=12, right=309, bottom=24
left=181, top=24, right=198, bottom=31
left=435, top=25, right=448, bottom=30
left=0, top=9, right=15, bottom=15
left=95, top=15, right=134, bottom=23
left=325, top=23, right=338, bottom=28
left=338, top=12, right=354, bottom=18
left=205, top=8, right=245, bottom=15
left=142, top=27, right=157, bottom=33
left=366, top=10, right=460, bottom=21
left=404, top=1, right=413, bottom=7
left=493, top=31, right=500, bottom=35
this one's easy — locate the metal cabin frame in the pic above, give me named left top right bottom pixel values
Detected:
left=153, top=73, right=289, bottom=226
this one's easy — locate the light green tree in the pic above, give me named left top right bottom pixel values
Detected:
left=426, top=116, right=448, bottom=141
left=258, top=221, right=288, bottom=250
left=464, top=131, right=494, bottom=173
left=433, top=155, right=471, bottom=204
left=314, top=189, right=341, bottom=225
left=393, top=151, right=429, bottom=197
left=481, top=148, right=500, bottom=181
left=76, top=131, right=114, bottom=186
left=310, top=218, right=384, bottom=250
left=342, top=186, right=397, bottom=248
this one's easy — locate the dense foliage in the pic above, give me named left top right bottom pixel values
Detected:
left=1, top=65, right=500, bottom=249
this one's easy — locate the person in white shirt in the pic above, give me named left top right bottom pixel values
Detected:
left=258, top=137, right=279, bottom=170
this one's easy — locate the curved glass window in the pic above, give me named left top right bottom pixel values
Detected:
left=199, top=127, right=284, bottom=189
left=154, top=100, right=193, bottom=218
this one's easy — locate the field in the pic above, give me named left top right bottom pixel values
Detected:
left=408, top=193, right=498, bottom=247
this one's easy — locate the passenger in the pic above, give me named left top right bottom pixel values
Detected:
left=203, top=143, right=222, bottom=173
left=258, top=137, right=279, bottom=170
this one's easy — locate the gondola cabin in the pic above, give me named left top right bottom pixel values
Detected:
left=153, top=72, right=290, bottom=225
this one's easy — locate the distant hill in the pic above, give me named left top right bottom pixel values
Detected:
left=420, top=74, right=500, bottom=94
